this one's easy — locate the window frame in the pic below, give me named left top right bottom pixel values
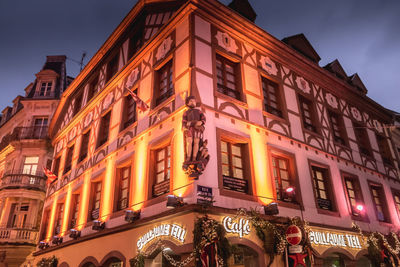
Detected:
left=391, top=188, right=400, bottom=221
left=328, top=110, right=348, bottom=147
left=217, top=129, right=254, bottom=200
left=79, top=130, right=91, bottom=162
left=154, top=59, right=174, bottom=107
left=121, top=92, right=137, bottom=131
left=353, top=122, right=372, bottom=157
left=308, top=160, right=339, bottom=216
left=96, top=111, right=111, bottom=149
left=368, top=181, right=390, bottom=223
left=54, top=202, right=65, bottom=235
left=376, top=134, right=393, bottom=166
left=215, top=53, right=242, bottom=101
left=261, top=76, right=284, bottom=118
left=298, top=94, right=319, bottom=134
left=106, top=53, right=119, bottom=83
left=340, top=172, right=367, bottom=221
left=88, top=180, right=103, bottom=222
left=69, top=193, right=80, bottom=229
left=114, top=165, right=131, bottom=212
left=37, top=81, right=53, bottom=97
left=63, top=144, right=75, bottom=174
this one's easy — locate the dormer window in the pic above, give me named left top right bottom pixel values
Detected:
left=39, top=82, right=52, bottom=97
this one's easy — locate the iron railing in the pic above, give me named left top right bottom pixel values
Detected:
left=0, top=169, right=47, bottom=191
left=0, top=126, right=49, bottom=151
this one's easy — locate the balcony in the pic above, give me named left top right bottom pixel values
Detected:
left=0, top=126, right=49, bottom=151
left=0, top=227, right=38, bottom=245
left=0, top=170, right=47, bottom=192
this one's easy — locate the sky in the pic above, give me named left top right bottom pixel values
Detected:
left=0, top=0, right=399, bottom=113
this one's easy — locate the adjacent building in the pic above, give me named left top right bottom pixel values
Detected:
left=0, top=56, right=70, bottom=266
left=31, top=0, right=400, bottom=266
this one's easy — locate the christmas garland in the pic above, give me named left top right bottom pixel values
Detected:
left=37, top=256, right=58, bottom=267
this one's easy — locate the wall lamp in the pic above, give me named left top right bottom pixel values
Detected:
left=166, top=195, right=185, bottom=209
left=69, top=229, right=81, bottom=239
left=38, top=241, right=49, bottom=249
left=125, top=210, right=141, bottom=223
left=51, top=236, right=63, bottom=245
left=92, top=220, right=105, bottom=231
left=264, top=202, right=279, bottom=215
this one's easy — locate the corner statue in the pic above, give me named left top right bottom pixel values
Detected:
left=182, top=96, right=209, bottom=179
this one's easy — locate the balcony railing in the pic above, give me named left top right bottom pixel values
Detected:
left=0, top=228, right=38, bottom=244
left=0, top=170, right=47, bottom=191
left=0, top=126, right=49, bottom=151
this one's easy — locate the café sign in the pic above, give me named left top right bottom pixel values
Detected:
left=222, top=216, right=250, bottom=238
left=137, top=223, right=186, bottom=250
left=308, top=229, right=363, bottom=249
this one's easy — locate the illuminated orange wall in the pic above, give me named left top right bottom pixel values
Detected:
left=46, top=194, right=59, bottom=240
left=61, top=185, right=72, bottom=236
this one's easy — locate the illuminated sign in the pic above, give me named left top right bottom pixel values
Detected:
left=308, top=229, right=363, bottom=249
left=137, top=224, right=186, bottom=250
left=222, top=216, right=250, bottom=238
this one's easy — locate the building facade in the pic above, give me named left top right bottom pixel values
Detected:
left=32, top=0, right=400, bottom=266
left=0, top=55, right=69, bottom=266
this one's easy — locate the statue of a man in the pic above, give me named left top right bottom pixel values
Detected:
left=182, top=96, right=206, bottom=162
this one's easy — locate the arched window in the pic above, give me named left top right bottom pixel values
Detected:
left=229, top=244, right=259, bottom=267
left=82, top=263, right=96, bottom=267
left=103, top=257, right=123, bottom=267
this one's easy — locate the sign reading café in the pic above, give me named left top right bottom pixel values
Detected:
left=308, top=227, right=365, bottom=252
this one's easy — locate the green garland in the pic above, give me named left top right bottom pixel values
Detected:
left=129, top=254, right=144, bottom=267
left=193, top=215, right=231, bottom=267
left=37, top=256, right=58, bottom=267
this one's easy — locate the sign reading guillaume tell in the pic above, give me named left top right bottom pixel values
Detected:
left=308, top=228, right=364, bottom=250
left=137, top=223, right=186, bottom=250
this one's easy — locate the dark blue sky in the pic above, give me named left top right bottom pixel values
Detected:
left=0, top=0, right=399, bottom=112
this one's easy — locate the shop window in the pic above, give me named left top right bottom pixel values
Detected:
left=310, top=165, right=335, bottom=211
left=38, top=82, right=52, bottom=97
left=106, top=54, right=119, bottom=83
left=271, top=154, right=297, bottom=203
left=89, top=181, right=102, bottom=221
left=261, top=77, right=283, bottom=118
left=229, top=245, right=259, bottom=267
left=54, top=203, right=64, bottom=235
left=328, top=111, right=347, bottom=146
left=221, top=140, right=250, bottom=194
left=115, top=166, right=131, bottom=211
left=216, top=54, right=241, bottom=100
left=392, top=190, right=400, bottom=220
left=79, top=131, right=90, bottom=162
left=155, top=60, right=174, bottom=106
left=22, top=156, right=39, bottom=175
left=299, top=95, right=318, bottom=133
left=64, top=145, right=74, bottom=174
left=69, top=194, right=80, bottom=229
left=376, top=134, right=393, bottom=166
left=369, top=183, right=390, bottom=223
left=121, top=94, right=136, bottom=130
left=152, top=144, right=171, bottom=197
left=342, top=174, right=365, bottom=218
left=97, top=111, right=111, bottom=148
left=353, top=122, right=371, bottom=157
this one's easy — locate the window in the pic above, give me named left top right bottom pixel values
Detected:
left=128, top=29, right=144, bottom=59
left=143, top=11, right=173, bottom=43
left=89, top=182, right=102, bottom=221
left=22, top=156, right=39, bottom=175
left=106, top=54, right=119, bottom=82
left=73, top=92, right=84, bottom=116
left=271, top=155, right=296, bottom=202
left=311, top=165, right=335, bottom=211
left=152, top=144, right=171, bottom=197
left=262, top=77, right=282, bottom=117
left=87, top=75, right=99, bottom=101
left=369, top=183, right=390, bottom=223
left=216, top=54, right=240, bottom=100
left=33, top=117, right=48, bottom=138
left=54, top=203, right=64, bottom=235
left=342, top=174, right=364, bottom=217
left=299, top=95, right=317, bottom=133
left=155, top=60, right=173, bottom=106
left=64, top=145, right=74, bottom=174
left=221, top=140, right=249, bottom=194
left=328, top=111, right=347, bottom=146
left=116, top=166, right=130, bottom=211
left=353, top=122, right=371, bottom=156
left=7, top=203, right=29, bottom=228
left=70, top=194, right=80, bottom=229
left=53, top=156, right=61, bottom=178
left=39, top=82, right=52, bottom=96
left=393, top=190, right=400, bottom=219
left=79, top=131, right=90, bottom=162
left=376, top=134, right=393, bottom=165
left=97, top=112, right=111, bottom=148
left=122, top=94, right=136, bottom=130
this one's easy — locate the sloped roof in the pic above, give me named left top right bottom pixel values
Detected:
left=348, top=73, right=368, bottom=94
left=323, top=59, right=348, bottom=80
left=282, top=33, right=321, bottom=63
left=228, top=0, right=257, bottom=22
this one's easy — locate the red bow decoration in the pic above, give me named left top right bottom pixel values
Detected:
left=200, top=241, right=219, bottom=267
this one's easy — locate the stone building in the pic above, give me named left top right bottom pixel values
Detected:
left=0, top=55, right=70, bottom=266
left=32, top=0, right=400, bottom=266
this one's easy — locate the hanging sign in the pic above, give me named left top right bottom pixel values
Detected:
left=137, top=223, right=186, bottom=250
left=308, top=228, right=363, bottom=249
left=222, top=216, right=250, bottom=238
